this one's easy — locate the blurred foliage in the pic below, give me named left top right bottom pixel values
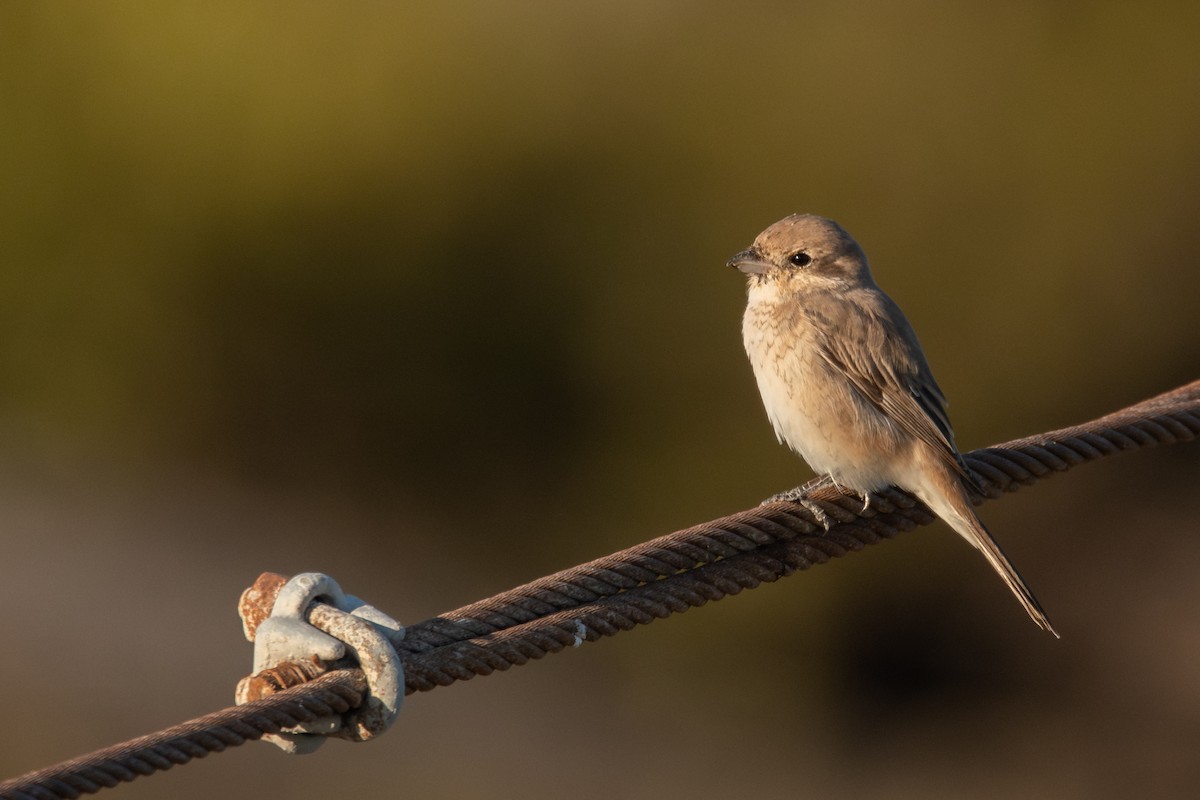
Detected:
left=2, top=2, right=1199, bottom=799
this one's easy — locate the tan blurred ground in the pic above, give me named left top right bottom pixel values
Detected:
left=2, top=2, right=1199, bottom=798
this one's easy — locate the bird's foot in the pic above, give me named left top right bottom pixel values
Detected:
left=797, top=498, right=836, bottom=530
left=762, top=479, right=838, bottom=531
left=766, top=474, right=838, bottom=501
left=760, top=475, right=882, bottom=529
left=761, top=473, right=834, bottom=505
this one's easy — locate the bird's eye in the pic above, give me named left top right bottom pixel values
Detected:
left=789, top=251, right=812, bottom=267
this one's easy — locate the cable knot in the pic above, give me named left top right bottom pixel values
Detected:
left=235, top=572, right=405, bottom=753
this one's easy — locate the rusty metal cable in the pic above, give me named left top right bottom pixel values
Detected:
left=2, top=379, right=1197, bottom=800
left=397, top=380, right=1200, bottom=690
left=0, top=671, right=367, bottom=800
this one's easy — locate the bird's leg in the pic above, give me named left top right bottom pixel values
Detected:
left=762, top=473, right=835, bottom=503
left=762, top=474, right=838, bottom=530
left=822, top=474, right=872, bottom=513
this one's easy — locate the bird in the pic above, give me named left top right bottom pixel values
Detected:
left=729, top=213, right=1057, bottom=636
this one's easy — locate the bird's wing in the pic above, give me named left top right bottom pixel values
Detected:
left=814, top=292, right=977, bottom=488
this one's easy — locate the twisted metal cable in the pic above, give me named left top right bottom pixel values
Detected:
left=2, top=379, right=1197, bottom=799
left=0, top=672, right=367, bottom=800
left=398, top=380, right=1200, bottom=690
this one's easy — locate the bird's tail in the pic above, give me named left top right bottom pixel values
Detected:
left=918, top=479, right=1059, bottom=638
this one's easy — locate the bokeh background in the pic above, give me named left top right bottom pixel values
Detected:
left=3, top=2, right=1200, bottom=798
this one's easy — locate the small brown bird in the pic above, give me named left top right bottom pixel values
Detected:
left=730, top=214, right=1056, bottom=636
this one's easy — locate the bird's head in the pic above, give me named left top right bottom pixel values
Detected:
left=727, top=214, right=873, bottom=291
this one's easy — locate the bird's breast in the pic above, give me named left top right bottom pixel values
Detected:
left=741, top=291, right=896, bottom=488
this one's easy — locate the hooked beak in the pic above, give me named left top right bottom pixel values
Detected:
left=727, top=248, right=772, bottom=276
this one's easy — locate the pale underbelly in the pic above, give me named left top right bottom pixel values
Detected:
left=752, top=356, right=904, bottom=492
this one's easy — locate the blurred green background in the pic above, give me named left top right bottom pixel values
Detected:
left=3, top=2, right=1200, bottom=798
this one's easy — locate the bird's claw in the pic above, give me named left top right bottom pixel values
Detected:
left=760, top=476, right=878, bottom=530
left=761, top=486, right=837, bottom=531
left=798, top=498, right=836, bottom=530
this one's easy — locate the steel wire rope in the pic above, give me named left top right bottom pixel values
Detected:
left=2, top=379, right=1197, bottom=800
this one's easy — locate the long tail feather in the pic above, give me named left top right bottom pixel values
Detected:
left=919, top=480, right=1058, bottom=637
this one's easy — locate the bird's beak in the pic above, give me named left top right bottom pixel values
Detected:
left=727, top=249, right=772, bottom=275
